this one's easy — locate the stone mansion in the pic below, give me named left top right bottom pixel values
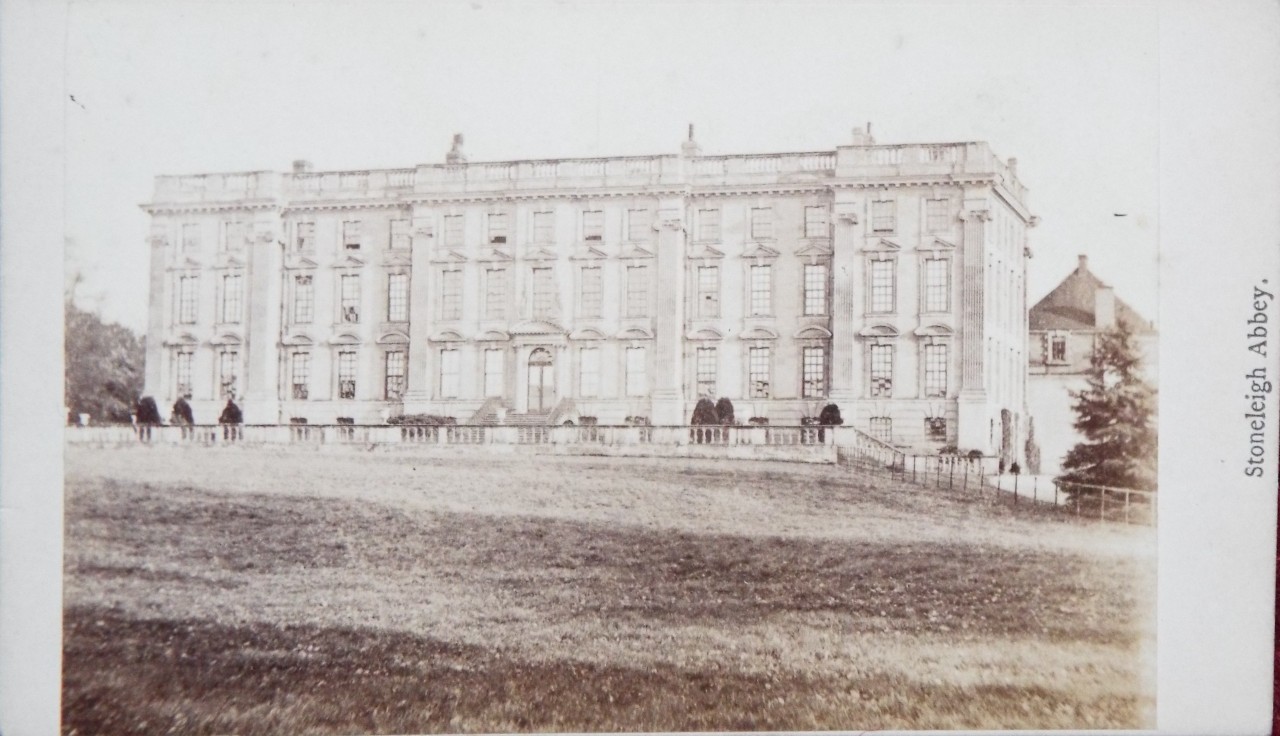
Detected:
left=141, top=126, right=1035, bottom=454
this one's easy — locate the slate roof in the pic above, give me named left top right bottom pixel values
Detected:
left=1029, top=258, right=1156, bottom=333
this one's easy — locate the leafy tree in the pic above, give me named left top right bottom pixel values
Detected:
left=65, top=301, right=145, bottom=424
left=817, top=404, right=843, bottom=426
left=1060, top=319, right=1157, bottom=492
left=714, top=397, right=735, bottom=425
left=690, top=398, right=718, bottom=425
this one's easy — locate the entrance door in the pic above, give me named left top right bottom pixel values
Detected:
left=527, top=348, right=556, bottom=411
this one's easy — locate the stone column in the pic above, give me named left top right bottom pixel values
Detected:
left=956, top=205, right=990, bottom=452
left=241, top=220, right=284, bottom=423
left=829, top=197, right=860, bottom=405
left=143, top=227, right=168, bottom=398
left=650, top=206, right=687, bottom=425
left=403, top=215, right=435, bottom=411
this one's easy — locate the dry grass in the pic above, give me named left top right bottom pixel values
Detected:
left=63, top=444, right=1156, bottom=734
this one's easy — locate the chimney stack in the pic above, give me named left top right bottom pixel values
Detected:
left=1077, top=254, right=1089, bottom=273
left=446, top=133, right=467, bottom=165
left=681, top=123, right=702, bottom=157
left=1095, top=286, right=1116, bottom=329
left=292, top=159, right=313, bottom=174
left=851, top=123, right=876, bottom=146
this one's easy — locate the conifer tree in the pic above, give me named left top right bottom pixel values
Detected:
left=1060, top=319, right=1157, bottom=492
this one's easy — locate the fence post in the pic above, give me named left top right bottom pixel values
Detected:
left=911, top=455, right=917, bottom=483
left=962, top=462, right=969, bottom=492
left=1099, top=490, right=1106, bottom=521
left=1124, top=490, right=1131, bottom=524
left=1013, top=473, right=1019, bottom=504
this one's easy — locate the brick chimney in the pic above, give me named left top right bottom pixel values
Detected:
left=1095, top=286, right=1116, bottom=329
left=1077, top=254, right=1089, bottom=273
left=446, top=133, right=467, bottom=165
left=851, top=123, right=876, bottom=146
left=292, top=159, right=313, bottom=174
left=681, top=123, right=702, bottom=157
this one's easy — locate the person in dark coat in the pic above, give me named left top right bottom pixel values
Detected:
left=135, top=396, right=162, bottom=442
left=219, top=399, right=243, bottom=441
left=172, top=397, right=194, bottom=439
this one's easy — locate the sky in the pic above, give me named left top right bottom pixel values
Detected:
left=64, top=0, right=1160, bottom=334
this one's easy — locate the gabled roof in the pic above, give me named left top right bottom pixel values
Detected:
left=1029, top=256, right=1156, bottom=333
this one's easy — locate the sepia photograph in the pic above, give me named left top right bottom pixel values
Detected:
left=2, top=0, right=1276, bottom=734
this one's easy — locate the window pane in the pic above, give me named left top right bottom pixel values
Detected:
left=296, top=222, right=315, bottom=252
left=341, top=275, right=361, bottom=323
left=872, top=200, right=895, bottom=232
left=178, top=276, right=198, bottom=324
left=626, top=266, right=649, bottom=318
left=291, top=352, right=310, bottom=399
left=696, top=347, right=717, bottom=397
left=926, top=199, right=949, bottom=232
left=925, top=417, right=947, bottom=440
left=484, top=349, right=504, bottom=397
left=804, top=206, right=828, bottom=238
left=924, top=258, right=949, bottom=312
left=750, top=207, right=773, bottom=240
left=803, top=263, right=827, bottom=316
left=750, top=265, right=771, bottom=316
left=627, top=209, right=651, bottom=241
left=870, top=260, right=895, bottom=313
left=583, top=210, right=604, bottom=241
left=870, top=344, right=893, bottom=397
left=221, top=274, right=242, bottom=324
left=224, top=221, right=247, bottom=251
left=443, top=216, right=464, bottom=248
left=802, top=347, right=826, bottom=398
left=749, top=347, right=770, bottom=398
left=698, top=209, right=720, bottom=241
left=440, top=350, right=459, bottom=398
left=580, top=267, right=602, bottom=318
left=343, top=220, right=362, bottom=250
left=176, top=350, right=194, bottom=398
left=532, top=267, right=556, bottom=318
left=218, top=351, right=238, bottom=399
left=441, top=270, right=462, bottom=321
left=485, top=269, right=506, bottom=320
left=533, top=211, right=555, bottom=244
left=182, top=223, right=201, bottom=251
left=338, top=351, right=357, bottom=399
left=488, top=213, right=508, bottom=244
left=385, top=351, right=406, bottom=400
left=579, top=348, right=600, bottom=398
left=293, top=275, right=314, bottom=323
left=625, top=347, right=647, bottom=396
left=870, top=416, right=892, bottom=442
left=387, top=273, right=409, bottom=322
left=924, top=344, right=948, bottom=398
left=697, top=266, right=719, bottom=318
left=390, top=219, right=410, bottom=249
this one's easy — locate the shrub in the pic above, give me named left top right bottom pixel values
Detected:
left=690, top=399, right=718, bottom=425
left=336, top=417, right=355, bottom=426
left=817, top=404, right=843, bottom=426
left=966, top=449, right=984, bottom=460
left=748, top=417, right=769, bottom=426
left=714, top=397, right=735, bottom=425
left=578, top=416, right=598, bottom=426
left=290, top=417, right=308, bottom=425
left=939, top=445, right=959, bottom=455
left=135, top=396, right=162, bottom=425
left=387, top=414, right=455, bottom=426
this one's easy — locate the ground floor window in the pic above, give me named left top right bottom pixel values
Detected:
left=579, top=347, right=600, bottom=398
left=291, top=352, right=310, bottom=400
left=440, top=349, right=460, bottom=399
left=175, top=349, right=194, bottom=399
left=869, top=416, right=892, bottom=443
left=385, top=351, right=406, bottom=400
left=337, top=351, right=357, bottom=399
left=801, top=346, right=826, bottom=398
left=625, top=346, right=647, bottom=397
left=218, top=350, right=239, bottom=400
left=925, top=417, right=947, bottom=441
left=748, top=347, right=770, bottom=398
left=695, top=347, right=717, bottom=397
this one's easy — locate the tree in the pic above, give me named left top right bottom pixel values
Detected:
left=1060, top=319, right=1157, bottom=492
left=65, top=301, right=145, bottom=423
left=817, top=404, right=843, bottom=426
left=1024, top=416, right=1042, bottom=475
left=690, top=398, right=718, bottom=425
left=714, top=397, right=735, bottom=425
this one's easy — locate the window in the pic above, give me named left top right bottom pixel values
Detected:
left=532, top=267, right=556, bottom=318
left=750, top=207, right=773, bottom=240
left=175, top=350, right=194, bottom=398
left=293, top=274, right=314, bottom=323
left=698, top=209, right=720, bottom=241
left=924, top=258, right=949, bottom=313
left=295, top=221, right=315, bottom=252
left=926, top=198, right=950, bottom=233
left=804, top=206, right=828, bottom=238
left=218, top=350, right=239, bottom=399
left=484, top=268, right=506, bottom=320
left=627, top=209, right=651, bottom=241
left=178, top=275, right=198, bottom=324
left=291, top=352, right=310, bottom=400
left=390, top=219, right=410, bottom=249
left=870, top=259, right=895, bottom=313
left=579, top=267, right=602, bottom=318
left=342, top=220, right=362, bottom=250
left=385, top=351, right=406, bottom=400
left=871, top=200, right=895, bottom=233
left=749, top=264, right=772, bottom=316
left=696, top=266, right=720, bottom=318
left=443, top=215, right=464, bottom=248
left=224, top=221, right=247, bottom=252
left=579, top=348, right=600, bottom=398
left=803, top=263, right=828, bottom=316
left=439, top=349, right=460, bottom=398
left=488, top=213, right=508, bottom=244
left=182, top=223, right=201, bottom=251
left=387, top=273, right=409, bottom=322
left=749, top=347, right=770, bottom=398
left=441, top=270, right=462, bottom=321
left=625, top=346, right=647, bottom=396
left=625, top=265, right=649, bottom=318
left=870, top=344, right=893, bottom=397
left=220, top=274, right=243, bottom=324
left=869, top=416, right=892, bottom=442
left=1051, top=336, right=1067, bottom=362
left=925, top=417, right=947, bottom=441
left=582, top=210, right=604, bottom=241
left=802, top=347, right=826, bottom=398
left=696, top=347, right=717, bottom=397
left=924, top=344, right=948, bottom=398
left=338, top=351, right=357, bottom=399
left=483, top=349, right=504, bottom=397
left=533, top=211, right=555, bottom=244
left=340, top=275, right=360, bottom=323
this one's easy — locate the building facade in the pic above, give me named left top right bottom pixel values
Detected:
left=141, top=127, right=1035, bottom=453
left=1028, top=255, right=1158, bottom=475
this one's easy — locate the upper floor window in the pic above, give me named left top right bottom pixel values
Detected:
left=802, top=346, right=826, bottom=398
left=696, top=266, right=720, bottom=318
left=488, top=213, right=508, bottom=244
left=625, top=265, right=649, bottom=318
left=924, top=344, right=948, bottom=398
left=923, top=258, right=950, bottom=313
left=340, top=274, right=360, bottom=323
left=696, top=347, right=717, bottom=397
left=804, top=206, right=828, bottom=238
left=295, top=221, right=315, bottom=252
left=181, top=223, right=201, bottom=251
left=218, top=350, right=238, bottom=400
left=698, top=209, right=720, bottom=241
left=385, top=351, right=406, bottom=400
left=749, top=264, right=772, bottom=316
left=748, top=346, right=770, bottom=399
left=533, top=211, right=555, bottom=244
left=175, top=349, right=194, bottom=399
left=390, top=218, right=411, bottom=249
left=532, top=267, right=556, bottom=319
left=484, top=268, right=506, bottom=320
left=870, top=344, right=893, bottom=397
left=579, top=266, right=602, bottom=319
left=441, top=270, right=463, bottom=321
left=220, top=274, right=243, bottom=324
left=582, top=210, right=604, bottom=241
left=293, top=274, right=314, bottom=323
left=387, top=273, right=409, bottom=322
left=178, top=275, right=198, bottom=325
left=750, top=207, right=773, bottom=240
left=625, top=346, right=647, bottom=397
left=871, top=200, right=896, bottom=233
left=926, top=198, right=950, bottom=233
left=869, top=259, right=895, bottom=313
left=223, top=221, right=247, bottom=252
left=627, top=209, right=652, bottom=241
left=342, top=220, right=362, bottom=251
left=443, top=215, right=464, bottom=248
left=1050, top=336, right=1067, bottom=362
left=803, top=263, right=828, bottom=316
left=337, top=351, right=357, bottom=400
left=290, top=351, right=311, bottom=400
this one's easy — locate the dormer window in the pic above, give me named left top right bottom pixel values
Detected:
left=1051, top=335, right=1067, bottom=362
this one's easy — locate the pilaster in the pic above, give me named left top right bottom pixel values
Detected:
left=957, top=204, right=990, bottom=453
left=404, top=215, right=435, bottom=409
left=143, top=227, right=168, bottom=398
left=243, top=220, right=283, bottom=423
left=650, top=205, right=687, bottom=425
left=829, top=196, right=861, bottom=404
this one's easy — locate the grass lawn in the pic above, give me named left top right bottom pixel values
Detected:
left=63, top=444, right=1155, bottom=734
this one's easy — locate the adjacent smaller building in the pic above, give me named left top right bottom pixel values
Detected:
left=1027, top=255, right=1157, bottom=475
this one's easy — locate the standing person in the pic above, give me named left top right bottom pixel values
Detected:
left=172, top=397, right=195, bottom=440
left=135, top=396, right=162, bottom=443
left=218, top=398, right=243, bottom=442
